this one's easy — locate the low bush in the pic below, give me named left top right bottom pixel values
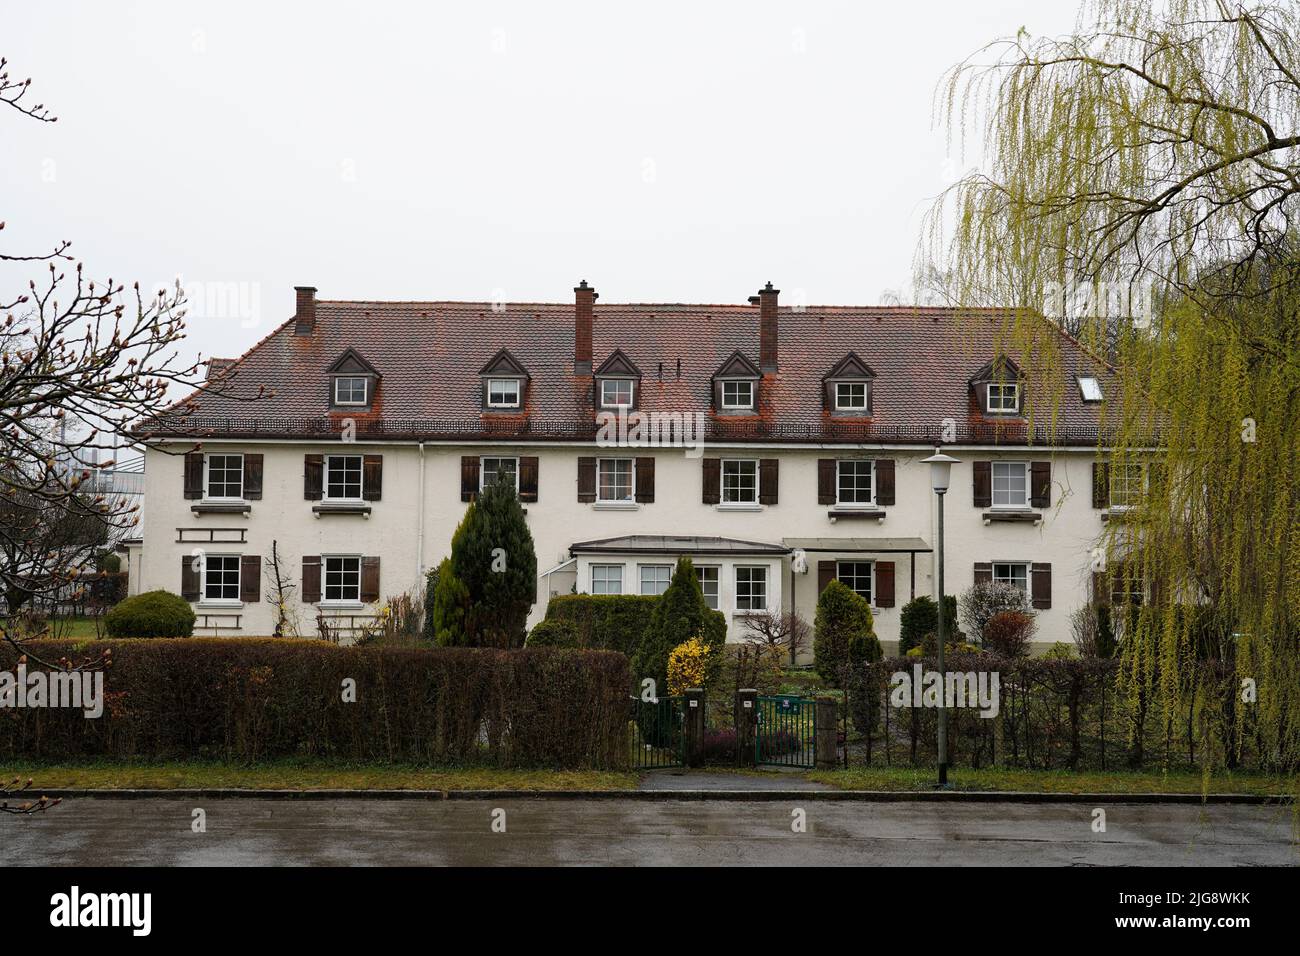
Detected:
left=898, top=595, right=958, bottom=655
left=533, top=594, right=659, bottom=657
left=0, top=639, right=630, bottom=769
left=982, top=610, right=1036, bottom=658
left=813, top=580, right=876, bottom=686
left=525, top=618, right=580, bottom=647
left=102, top=590, right=195, bottom=638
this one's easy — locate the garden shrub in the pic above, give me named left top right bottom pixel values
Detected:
left=533, top=594, right=659, bottom=657
left=666, top=636, right=712, bottom=695
left=525, top=618, right=580, bottom=648
left=631, top=557, right=725, bottom=695
left=898, top=594, right=958, bottom=654
left=813, top=580, right=875, bottom=686
left=959, top=581, right=1031, bottom=644
left=982, top=609, right=1036, bottom=658
left=102, top=590, right=195, bottom=638
left=0, top=640, right=630, bottom=769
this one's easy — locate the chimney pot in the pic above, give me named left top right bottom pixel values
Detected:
left=294, top=286, right=317, bottom=336
left=574, top=280, right=597, bottom=375
left=758, top=282, right=780, bottom=372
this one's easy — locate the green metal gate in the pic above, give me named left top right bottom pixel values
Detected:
left=755, top=695, right=816, bottom=768
left=629, top=695, right=686, bottom=769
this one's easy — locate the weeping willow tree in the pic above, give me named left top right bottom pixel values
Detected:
left=926, top=0, right=1300, bottom=772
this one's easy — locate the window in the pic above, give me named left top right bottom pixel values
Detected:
left=991, top=461, right=1028, bottom=508
left=640, top=565, right=672, bottom=596
left=1110, top=463, right=1146, bottom=509
left=487, top=378, right=521, bottom=407
left=203, top=554, right=241, bottom=602
left=591, top=564, right=623, bottom=595
left=721, top=459, right=758, bottom=504
left=992, top=562, right=1029, bottom=592
left=481, top=457, right=519, bottom=492
left=835, top=381, right=868, bottom=411
left=334, top=376, right=369, bottom=406
left=837, top=562, right=873, bottom=604
left=600, top=378, right=634, bottom=408
left=323, top=555, right=361, bottom=603
left=735, top=566, right=768, bottom=611
left=721, top=380, right=754, bottom=409
left=695, top=566, right=719, bottom=610
left=325, top=454, right=363, bottom=501
left=837, top=460, right=874, bottom=505
left=987, top=382, right=1019, bottom=413
left=205, top=454, right=243, bottom=500
left=597, top=458, right=634, bottom=502
left=1078, top=376, right=1103, bottom=402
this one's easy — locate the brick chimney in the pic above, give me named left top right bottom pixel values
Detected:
left=574, top=280, right=597, bottom=375
left=294, top=286, right=317, bottom=336
left=758, top=281, right=779, bottom=372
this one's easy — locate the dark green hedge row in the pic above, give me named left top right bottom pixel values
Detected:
left=0, top=639, right=630, bottom=768
left=527, top=594, right=659, bottom=657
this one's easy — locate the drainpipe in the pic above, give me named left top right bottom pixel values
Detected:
left=416, top=442, right=427, bottom=585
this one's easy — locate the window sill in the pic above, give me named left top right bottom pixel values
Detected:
left=1101, top=508, right=1137, bottom=522
left=313, top=503, right=372, bottom=517
left=198, top=600, right=244, bottom=610
left=981, top=510, right=1042, bottom=525
left=191, top=502, right=252, bottom=515
left=592, top=501, right=639, bottom=511
left=716, top=503, right=762, bottom=512
left=732, top=609, right=770, bottom=619
left=318, top=602, right=366, bottom=611
left=828, top=508, right=886, bottom=521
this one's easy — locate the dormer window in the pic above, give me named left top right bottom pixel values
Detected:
left=987, top=382, right=1019, bottom=413
left=487, top=378, right=521, bottom=408
left=601, top=378, right=635, bottom=408
left=334, top=376, right=369, bottom=406
left=711, top=351, right=760, bottom=415
left=971, top=356, right=1025, bottom=416
left=594, top=350, right=642, bottom=411
left=822, top=353, right=875, bottom=417
left=835, top=382, right=869, bottom=411
left=722, top=381, right=754, bottom=409
left=326, top=348, right=379, bottom=411
left=479, top=349, right=530, bottom=412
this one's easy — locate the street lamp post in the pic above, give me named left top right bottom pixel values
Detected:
left=922, top=448, right=959, bottom=787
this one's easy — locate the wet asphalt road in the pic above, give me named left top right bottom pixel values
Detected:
left=2, top=797, right=1297, bottom=866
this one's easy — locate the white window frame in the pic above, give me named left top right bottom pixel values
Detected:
left=590, top=564, right=623, bottom=595
left=596, top=457, right=635, bottom=503
left=599, top=378, right=635, bottom=409
left=836, top=459, right=875, bottom=507
left=720, top=458, right=759, bottom=505
left=834, top=380, right=869, bottom=411
left=992, top=561, right=1029, bottom=593
left=202, top=553, right=242, bottom=604
left=991, top=460, right=1029, bottom=509
left=486, top=378, right=521, bottom=408
left=333, top=376, right=369, bottom=406
left=639, top=564, right=672, bottom=596
left=695, top=565, right=720, bottom=610
left=720, top=379, right=755, bottom=410
left=322, top=554, right=363, bottom=605
left=987, top=382, right=1020, bottom=414
left=735, top=565, right=768, bottom=612
left=480, top=456, right=520, bottom=492
left=836, top=561, right=874, bottom=605
left=204, top=453, right=244, bottom=501
left=1078, top=376, right=1103, bottom=402
left=324, top=454, right=364, bottom=502
left=1109, top=462, right=1146, bottom=510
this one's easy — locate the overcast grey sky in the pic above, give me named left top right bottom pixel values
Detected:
left=4, top=0, right=1083, bottom=369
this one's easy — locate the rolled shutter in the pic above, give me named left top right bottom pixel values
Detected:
left=875, top=459, right=895, bottom=506
left=1031, top=563, right=1052, bottom=609
left=304, top=454, right=323, bottom=501
left=1030, top=461, right=1051, bottom=508
left=461, top=456, right=481, bottom=502
left=635, top=457, right=655, bottom=503
left=702, top=458, right=720, bottom=504
left=301, top=556, right=321, bottom=603
left=519, top=456, right=539, bottom=502
left=240, top=555, right=261, bottom=603
left=1092, top=462, right=1110, bottom=509
left=817, top=560, right=836, bottom=596
left=362, top=455, right=383, bottom=501
left=973, top=461, right=992, bottom=508
left=243, top=454, right=263, bottom=500
left=874, top=561, right=895, bottom=608
left=759, top=459, right=779, bottom=505
left=183, top=452, right=204, bottom=499
left=360, top=556, right=381, bottom=603
left=181, top=555, right=200, bottom=601
left=817, top=459, right=836, bottom=505
left=577, top=457, right=596, bottom=503
left=973, top=562, right=992, bottom=585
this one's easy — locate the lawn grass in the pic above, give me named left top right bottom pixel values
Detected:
left=38, top=617, right=104, bottom=639
left=0, top=758, right=638, bottom=792
left=808, top=765, right=1299, bottom=796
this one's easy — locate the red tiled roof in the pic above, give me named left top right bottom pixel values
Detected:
left=142, top=299, right=1116, bottom=446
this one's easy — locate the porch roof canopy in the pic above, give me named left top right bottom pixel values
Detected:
left=782, top=536, right=932, bottom=553
left=570, top=535, right=790, bottom=557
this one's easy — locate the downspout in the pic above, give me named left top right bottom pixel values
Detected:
left=416, top=442, right=427, bottom=585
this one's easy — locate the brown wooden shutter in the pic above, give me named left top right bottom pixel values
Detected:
left=519, top=457, right=539, bottom=502
left=1030, top=460, right=1051, bottom=508
left=973, top=461, right=992, bottom=508
left=875, top=459, right=895, bottom=506
left=817, top=459, right=836, bottom=505
left=1031, top=562, right=1052, bottom=609
left=362, top=455, right=383, bottom=501
left=240, top=555, right=261, bottom=603
left=304, top=454, right=323, bottom=500
left=180, top=555, right=200, bottom=601
left=759, top=459, right=779, bottom=505
left=360, top=556, right=381, bottom=603
left=1092, top=462, right=1110, bottom=508
left=817, top=560, right=837, bottom=595
left=702, top=458, right=720, bottom=504
left=183, top=452, right=204, bottom=499
left=635, top=457, right=655, bottom=503
left=461, top=456, right=481, bottom=502
left=577, top=457, right=596, bottom=503
left=243, top=454, right=263, bottom=500
left=301, top=555, right=321, bottom=603
left=874, top=560, right=895, bottom=608
left=974, top=561, right=992, bottom=585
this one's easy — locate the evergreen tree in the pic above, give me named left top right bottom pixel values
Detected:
left=814, top=580, right=876, bottom=686
left=430, top=557, right=470, bottom=646
left=632, top=556, right=725, bottom=695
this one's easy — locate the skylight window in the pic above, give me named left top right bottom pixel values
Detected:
left=1078, top=376, right=1103, bottom=402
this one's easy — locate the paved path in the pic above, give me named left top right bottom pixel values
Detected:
left=2, top=797, right=1296, bottom=866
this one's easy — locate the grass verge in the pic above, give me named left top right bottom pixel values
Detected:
left=808, top=765, right=1298, bottom=795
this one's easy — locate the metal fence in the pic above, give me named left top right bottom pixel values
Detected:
left=628, top=695, right=686, bottom=769
left=755, top=695, right=817, bottom=768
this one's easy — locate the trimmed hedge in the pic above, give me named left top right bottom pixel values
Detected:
left=529, top=594, right=659, bottom=656
left=526, top=618, right=580, bottom=647
left=103, top=590, right=195, bottom=638
left=0, top=639, right=630, bottom=769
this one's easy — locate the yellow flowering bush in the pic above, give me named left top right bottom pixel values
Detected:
left=667, top=636, right=711, bottom=695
